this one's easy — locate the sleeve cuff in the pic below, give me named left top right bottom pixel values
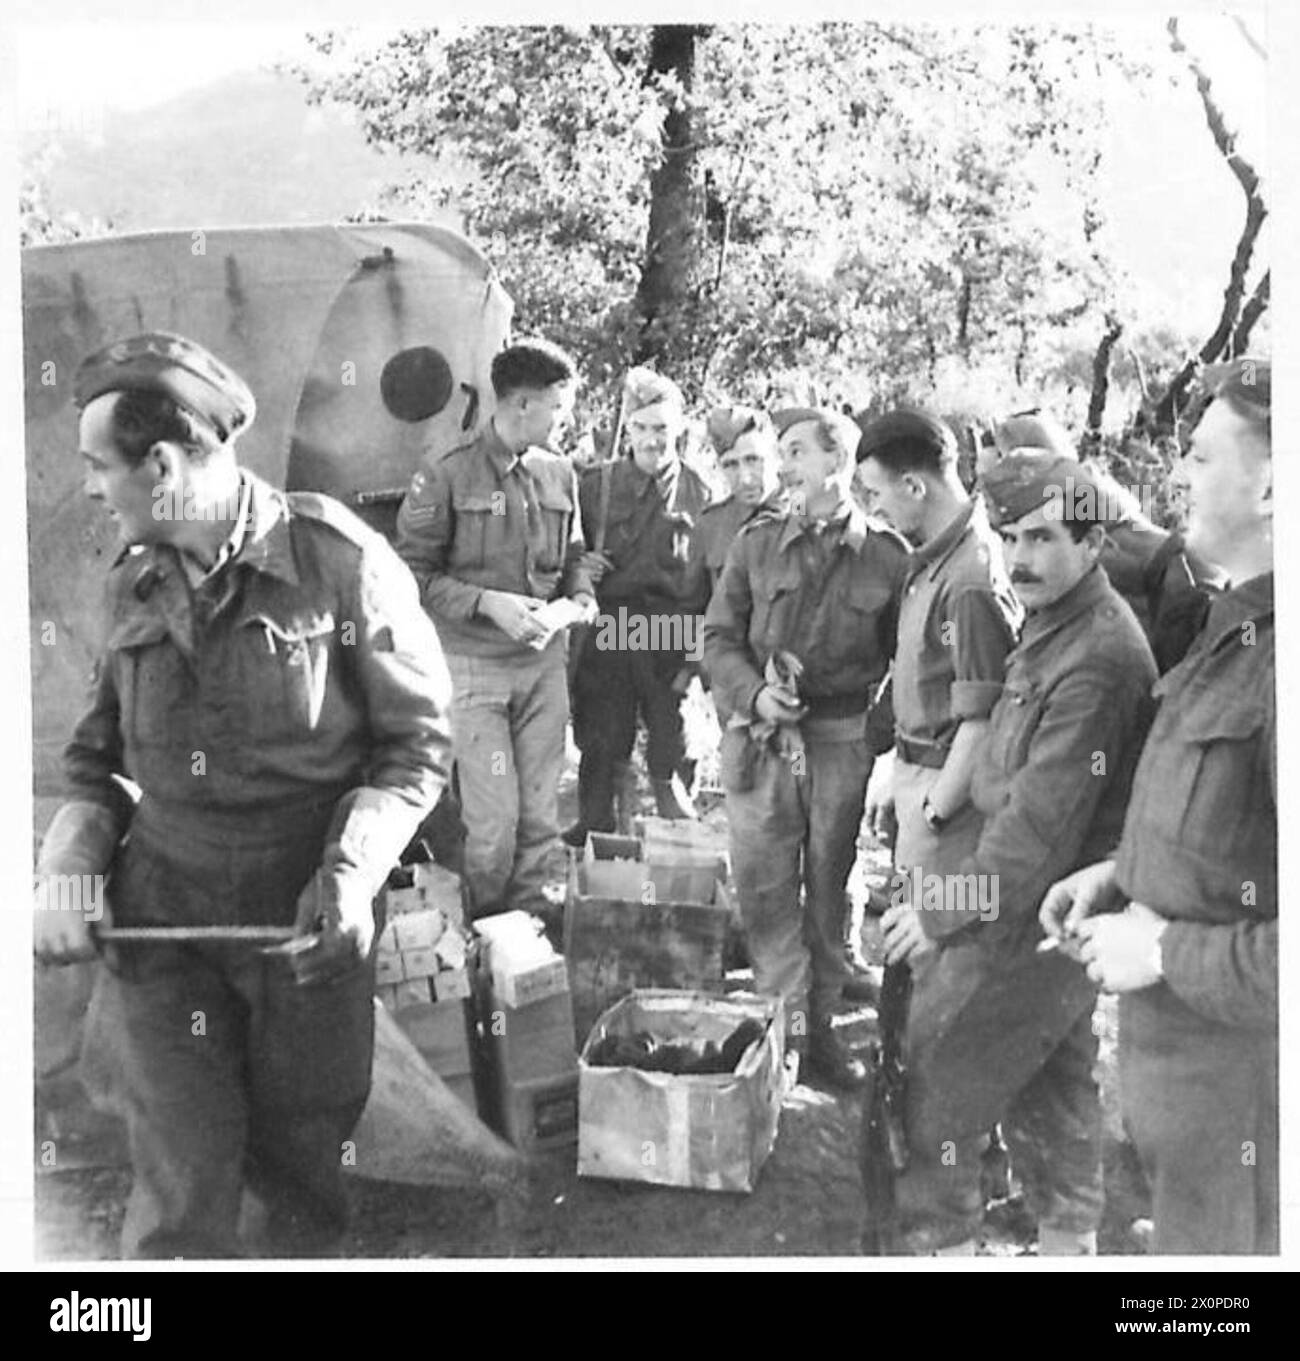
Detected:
left=951, top=678, right=1003, bottom=720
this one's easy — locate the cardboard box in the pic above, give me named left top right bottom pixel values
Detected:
left=384, top=861, right=466, bottom=925
left=578, top=990, right=783, bottom=1193
left=636, top=817, right=727, bottom=870
left=497, top=1071, right=580, bottom=1152
left=392, top=978, right=432, bottom=1008
left=564, top=861, right=731, bottom=1044
left=432, top=967, right=472, bottom=1001
left=401, top=945, right=441, bottom=979
left=646, top=863, right=719, bottom=906
left=435, top=931, right=467, bottom=971
left=395, top=998, right=474, bottom=1074
left=493, top=956, right=569, bottom=1009
left=393, top=909, right=445, bottom=952
left=475, top=911, right=570, bottom=1008
left=486, top=991, right=578, bottom=1083
left=374, top=951, right=405, bottom=987
left=415, top=861, right=466, bottom=928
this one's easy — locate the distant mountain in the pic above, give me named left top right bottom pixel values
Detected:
left=33, top=67, right=454, bottom=235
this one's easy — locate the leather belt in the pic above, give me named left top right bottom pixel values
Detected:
left=895, top=734, right=949, bottom=769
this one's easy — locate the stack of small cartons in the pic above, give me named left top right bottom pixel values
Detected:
left=473, top=911, right=580, bottom=1153
left=374, top=861, right=477, bottom=1112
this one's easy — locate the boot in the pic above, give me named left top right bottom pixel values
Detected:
left=652, top=773, right=697, bottom=821
left=569, top=750, right=619, bottom=848
left=805, top=1017, right=867, bottom=1091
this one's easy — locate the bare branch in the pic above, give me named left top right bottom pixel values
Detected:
left=1233, top=16, right=1267, bottom=62
left=1231, top=270, right=1270, bottom=356
left=1152, top=19, right=1268, bottom=429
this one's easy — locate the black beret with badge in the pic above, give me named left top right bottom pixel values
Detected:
left=73, top=331, right=257, bottom=441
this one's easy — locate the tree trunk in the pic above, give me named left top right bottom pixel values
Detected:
left=633, top=25, right=707, bottom=369
left=1083, top=314, right=1123, bottom=453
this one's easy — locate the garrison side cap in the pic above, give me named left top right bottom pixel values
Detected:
left=74, top=331, right=256, bottom=441
left=706, top=404, right=770, bottom=455
left=1199, top=357, right=1271, bottom=414
left=771, top=407, right=824, bottom=437
left=981, top=450, right=1108, bottom=528
left=992, top=409, right=1074, bottom=459
left=623, top=366, right=684, bottom=413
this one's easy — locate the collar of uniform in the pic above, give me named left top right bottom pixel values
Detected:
left=179, top=470, right=252, bottom=587
left=1203, top=571, right=1272, bottom=648
left=1020, top=559, right=1111, bottom=645
left=777, top=498, right=865, bottom=554
left=910, top=496, right=980, bottom=582
left=229, top=469, right=300, bottom=585
left=483, top=421, right=527, bottom=480
left=626, top=455, right=681, bottom=494
left=113, top=469, right=296, bottom=592
left=715, top=486, right=785, bottom=521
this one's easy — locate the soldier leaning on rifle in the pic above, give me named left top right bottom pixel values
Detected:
left=703, top=409, right=908, bottom=1091
left=872, top=452, right=1158, bottom=1255
left=395, top=340, right=595, bottom=921
left=855, top=409, right=1021, bottom=893
left=33, top=333, right=453, bottom=1258
left=566, top=369, right=711, bottom=843
left=1042, top=359, right=1277, bottom=1255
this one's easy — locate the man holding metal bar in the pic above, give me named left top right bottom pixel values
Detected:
left=33, top=332, right=453, bottom=1258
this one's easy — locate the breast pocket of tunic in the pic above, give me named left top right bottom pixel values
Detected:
left=535, top=482, right=574, bottom=570
left=449, top=492, right=501, bottom=570
left=984, top=677, right=1045, bottom=776
left=1173, top=696, right=1265, bottom=850
left=236, top=611, right=337, bottom=738
left=115, top=626, right=193, bottom=751
left=825, top=581, right=894, bottom=672
left=751, top=566, right=802, bottom=651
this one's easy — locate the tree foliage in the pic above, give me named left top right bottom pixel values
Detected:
left=293, top=19, right=1263, bottom=471
left=19, top=147, right=112, bottom=248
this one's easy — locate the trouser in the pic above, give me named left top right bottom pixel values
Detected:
left=721, top=716, right=873, bottom=1037
left=1120, top=989, right=1278, bottom=1254
left=80, top=796, right=373, bottom=1259
left=445, top=643, right=568, bottom=919
left=893, top=757, right=983, bottom=879
left=890, top=937, right=1102, bottom=1252
left=571, top=623, right=689, bottom=831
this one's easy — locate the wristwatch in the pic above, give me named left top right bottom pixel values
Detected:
left=922, top=794, right=947, bottom=832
